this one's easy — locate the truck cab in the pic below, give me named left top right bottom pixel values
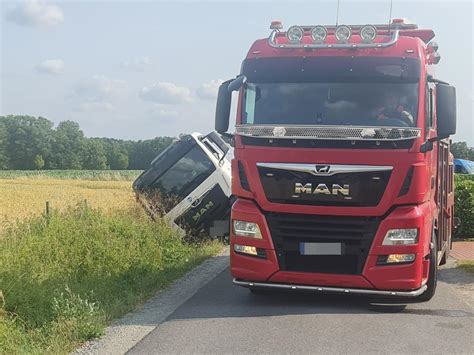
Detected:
left=133, top=131, right=232, bottom=237
left=215, top=19, right=457, bottom=302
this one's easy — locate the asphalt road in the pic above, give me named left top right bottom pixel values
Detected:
left=128, top=266, right=474, bottom=355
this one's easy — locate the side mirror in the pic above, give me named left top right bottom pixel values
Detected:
left=215, top=80, right=232, bottom=134
left=436, top=84, right=456, bottom=139
left=215, top=76, right=247, bottom=134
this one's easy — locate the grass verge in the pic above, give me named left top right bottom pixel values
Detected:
left=457, top=260, right=474, bottom=274
left=0, top=205, right=222, bottom=354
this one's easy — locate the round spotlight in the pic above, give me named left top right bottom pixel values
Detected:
left=335, top=25, right=352, bottom=43
left=311, top=25, right=328, bottom=43
left=360, top=25, right=377, bottom=43
left=286, top=26, right=304, bottom=43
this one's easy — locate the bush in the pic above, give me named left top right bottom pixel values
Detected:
left=0, top=205, right=221, bottom=353
left=454, top=176, right=474, bottom=239
left=455, top=174, right=474, bottom=183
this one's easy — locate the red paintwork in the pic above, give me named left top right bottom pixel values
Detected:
left=230, top=25, right=454, bottom=293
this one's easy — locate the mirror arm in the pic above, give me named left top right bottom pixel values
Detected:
left=427, top=75, right=449, bottom=85
left=228, top=75, right=247, bottom=92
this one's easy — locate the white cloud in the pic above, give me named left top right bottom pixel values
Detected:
left=35, top=59, right=64, bottom=75
left=139, top=82, right=192, bottom=104
left=75, top=75, right=127, bottom=102
left=73, top=75, right=126, bottom=114
left=6, top=0, right=64, bottom=27
left=122, top=56, right=152, bottom=72
left=196, top=79, right=223, bottom=100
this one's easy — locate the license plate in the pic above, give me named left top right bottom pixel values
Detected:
left=299, top=242, right=342, bottom=255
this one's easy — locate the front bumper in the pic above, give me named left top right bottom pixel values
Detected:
left=233, top=278, right=428, bottom=298
left=231, top=199, right=434, bottom=292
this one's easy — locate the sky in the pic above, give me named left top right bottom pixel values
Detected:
left=1, top=0, right=473, bottom=144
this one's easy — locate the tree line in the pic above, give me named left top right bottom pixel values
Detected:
left=0, top=115, right=175, bottom=170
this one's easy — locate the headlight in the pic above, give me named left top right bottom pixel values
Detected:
left=335, top=25, right=352, bottom=42
left=286, top=26, right=304, bottom=43
left=311, top=25, right=327, bottom=43
left=382, top=228, right=418, bottom=245
left=360, top=25, right=377, bottom=42
left=233, top=220, right=262, bottom=238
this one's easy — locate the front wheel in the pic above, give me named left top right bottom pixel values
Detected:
left=414, top=230, right=438, bottom=302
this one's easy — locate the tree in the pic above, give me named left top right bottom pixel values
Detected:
left=1, top=115, right=54, bottom=169
left=107, top=149, right=129, bottom=170
left=451, top=142, right=474, bottom=160
left=82, top=139, right=107, bottom=170
left=33, top=154, right=45, bottom=170
left=49, top=121, right=85, bottom=169
left=0, top=118, right=9, bottom=169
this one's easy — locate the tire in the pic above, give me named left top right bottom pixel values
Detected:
left=414, top=229, right=438, bottom=302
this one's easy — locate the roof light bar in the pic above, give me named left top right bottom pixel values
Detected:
left=268, top=25, right=400, bottom=50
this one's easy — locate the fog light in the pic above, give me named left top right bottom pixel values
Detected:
left=234, top=244, right=258, bottom=256
left=233, top=220, right=262, bottom=238
left=383, top=229, right=418, bottom=245
left=387, top=254, right=415, bottom=264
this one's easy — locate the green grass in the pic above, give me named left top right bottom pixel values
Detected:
left=0, top=205, right=222, bottom=354
left=457, top=260, right=474, bottom=274
left=0, top=170, right=142, bottom=181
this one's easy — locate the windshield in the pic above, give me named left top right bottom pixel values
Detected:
left=242, top=82, right=419, bottom=127
left=144, top=146, right=216, bottom=213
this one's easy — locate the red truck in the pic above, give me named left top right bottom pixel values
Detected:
left=215, top=19, right=457, bottom=302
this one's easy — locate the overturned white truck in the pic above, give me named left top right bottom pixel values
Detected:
left=133, top=132, right=233, bottom=237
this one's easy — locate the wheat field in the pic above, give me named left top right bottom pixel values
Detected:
left=0, top=176, right=138, bottom=230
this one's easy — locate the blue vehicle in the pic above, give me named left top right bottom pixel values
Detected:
left=454, top=159, right=474, bottom=174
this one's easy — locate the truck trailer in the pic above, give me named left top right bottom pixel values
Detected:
left=215, top=19, right=457, bottom=302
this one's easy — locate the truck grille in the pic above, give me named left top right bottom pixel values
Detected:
left=265, top=212, right=380, bottom=275
left=258, top=164, right=391, bottom=207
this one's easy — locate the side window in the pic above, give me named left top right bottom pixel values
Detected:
left=243, top=84, right=256, bottom=124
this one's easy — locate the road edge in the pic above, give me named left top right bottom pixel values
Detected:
left=74, top=248, right=229, bottom=355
